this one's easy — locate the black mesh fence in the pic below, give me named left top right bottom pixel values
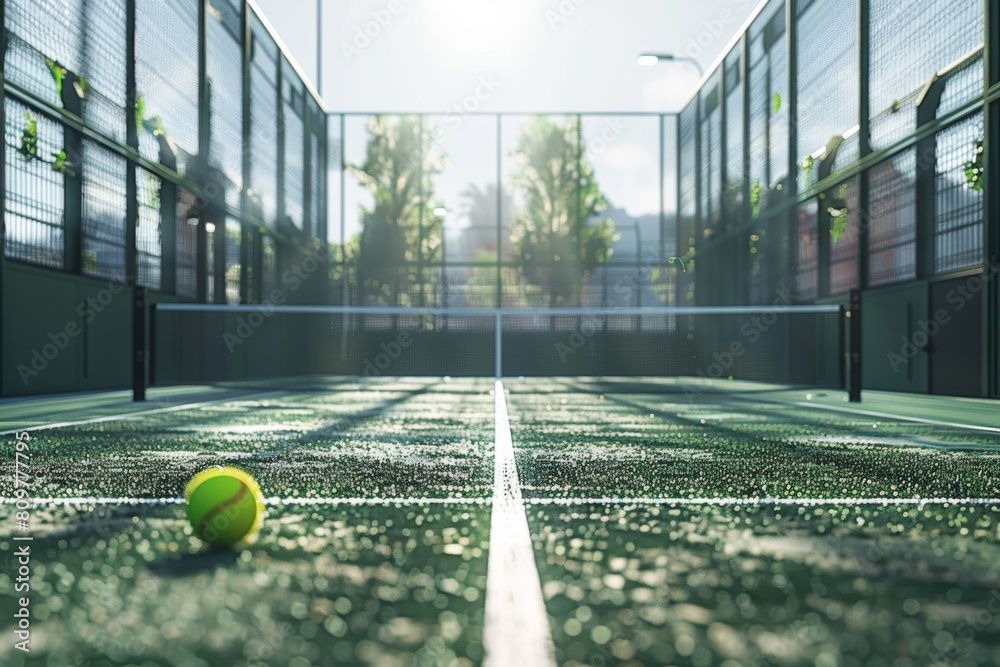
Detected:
left=81, top=140, right=128, bottom=281
left=680, top=0, right=989, bottom=310
left=4, top=97, right=65, bottom=269
left=2, top=0, right=325, bottom=304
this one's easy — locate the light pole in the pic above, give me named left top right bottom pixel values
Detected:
left=316, top=0, right=323, bottom=96
left=637, top=53, right=705, bottom=78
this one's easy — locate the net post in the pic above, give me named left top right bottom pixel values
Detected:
left=132, top=286, right=147, bottom=402
left=838, top=304, right=847, bottom=391
left=149, top=302, right=158, bottom=388
left=848, top=288, right=862, bottom=402
left=495, top=311, right=502, bottom=379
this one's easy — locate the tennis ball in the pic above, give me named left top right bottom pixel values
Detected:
left=184, top=467, right=264, bottom=547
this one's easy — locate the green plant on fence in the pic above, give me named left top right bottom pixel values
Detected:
left=772, top=93, right=782, bottom=114
left=83, top=251, right=98, bottom=273
left=140, top=170, right=161, bottom=210
left=891, top=99, right=901, bottom=113
left=829, top=183, right=850, bottom=242
left=648, top=267, right=675, bottom=304
left=667, top=247, right=696, bottom=273
left=45, top=57, right=87, bottom=102
left=51, top=149, right=77, bottom=177
left=135, top=94, right=146, bottom=131
left=965, top=138, right=984, bottom=192
left=750, top=179, right=762, bottom=219
left=19, top=112, right=38, bottom=160
left=18, top=112, right=77, bottom=176
left=801, top=155, right=815, bottom=188
left=135, top=94, right=167, bottom=137
left=45, top=57, right=66, bottom=98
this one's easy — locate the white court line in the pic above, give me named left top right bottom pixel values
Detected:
left=4, top=496, right=1000, bottom=507
left=482, top=381, right=556, bottom=667
left=0, top=391, right=285, bottom=437
left=782, top=400, right=1000, bottom=435
left=0, top=497, right=489, bottom=507
left=525, top=497, right=1000, bottom=507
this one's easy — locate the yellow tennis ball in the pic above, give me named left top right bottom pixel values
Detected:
left=184, top=467, right=264, bottom=547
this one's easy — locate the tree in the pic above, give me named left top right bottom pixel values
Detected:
left=349, top=116, right=447, bottom=305
left=507, top=116, right=615, bottom=305
left=460, top=183, right=547, bottom=308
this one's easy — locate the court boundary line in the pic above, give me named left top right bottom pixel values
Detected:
left=524, top=497, right=1000, bottom=506
left=4, top=496, right=1000, bottom=507
left=482, top=381, right=557, bottom=667
left=0, top=391, right=286, bottom=436
left=775, top=399, right=1000, bottom=434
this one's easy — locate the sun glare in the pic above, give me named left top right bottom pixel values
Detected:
left=424, top=0, right=538, bottom=68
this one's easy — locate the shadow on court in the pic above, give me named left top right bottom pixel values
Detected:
left=148, top=548, right=241, bottom=578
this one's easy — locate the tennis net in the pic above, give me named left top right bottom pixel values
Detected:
left=136, top=300, right=856, bottom=398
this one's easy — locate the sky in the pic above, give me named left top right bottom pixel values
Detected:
left=252, top=0, right=762, bottom=113
left=249, top=0, right=761, bottom=248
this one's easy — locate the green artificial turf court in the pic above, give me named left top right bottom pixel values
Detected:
left=3, top=377, right=1000, bottom=666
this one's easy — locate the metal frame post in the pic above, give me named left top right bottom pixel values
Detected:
left=340, top=113, right=347, bottom=306
left=857, top=0, right=871, bottom=292
left=196, top=0, right=209, bottom=302
left=125, top=0, right=138, bottom=288
left=693, top=96, right=702, bottom=305
left=132, top=286, right=147, bottom=401
left=275, top=57, right=286, bottom=284
left=316, top=0, right=323, bottom=97
left=915, top=82, right=944, bottom=282
left=494, top=312, right=502, bottom=379
left=303, top=99, right=314, bottom=242
left=849, top=288, right=862, bottom=401
left=985, top=0, right=1000, bottom=397
left=63, top=82, right=84, bottom=276
left=241, top=1, right=253, bottom=304
left=496, top=118, right=503, bottom=309
left=740, top=33, right=752, bottom=304
left=718, top=59, right=731, bottom=305
left=0, top=0, right=6, bottom=395
left=677, top=105, right=685, bottom=307
left=786, top=0, right=800, bottom=303
left=659, top=114, right=666, bottom=268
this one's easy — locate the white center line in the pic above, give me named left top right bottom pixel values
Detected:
left=482, top=381, right=556, bottom=667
